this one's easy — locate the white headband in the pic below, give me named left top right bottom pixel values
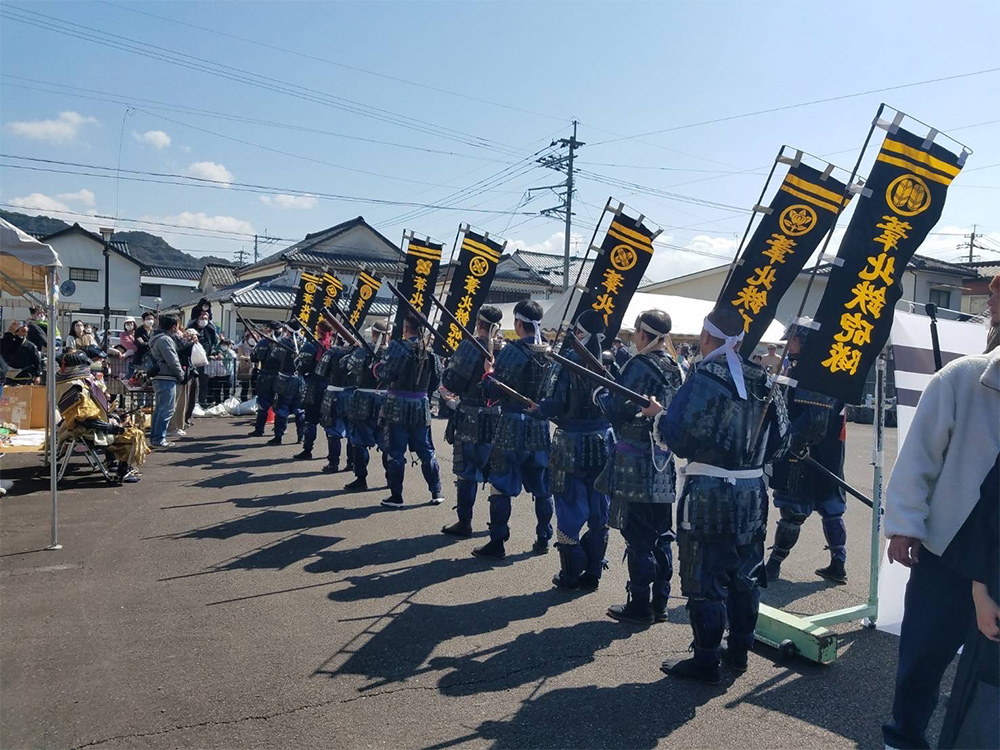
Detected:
left=574, top=322, right=605, bottom=348
left=637, top=322, right=668, bottom=355
left=702, top=316, right=747, bottom=399
left=515, top=312, right=542, bottom=345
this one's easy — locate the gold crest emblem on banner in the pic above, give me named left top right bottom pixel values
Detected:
left=779, top=204, right=818, bottom=236
left=469, top=256, right=490, bottom=278
left=360, top=284, right=373, bottom=300
left=610, top=244, right=638, bottom=271
left=886, top=174, right=931, bottom=216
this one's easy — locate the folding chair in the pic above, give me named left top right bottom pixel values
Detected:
left=55, top=435, right=114, bottom=484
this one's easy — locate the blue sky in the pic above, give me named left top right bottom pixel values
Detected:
left=2, top=0, right=998, bottom=280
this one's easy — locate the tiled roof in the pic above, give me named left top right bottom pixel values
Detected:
left=289, top=252, right=402, bottom=275
left=813, top=253, right=980, bottom=278
left=40, top=223, right=141, bottom=267
left=961, top=259, right=1000, bottom=278
left=203, top=264, right=238, bottom=288
left=142, top=266, right=203, bottom=281
left=511, top=249, right=654, bottom=287
left=240, top=216, right=402, bottom=274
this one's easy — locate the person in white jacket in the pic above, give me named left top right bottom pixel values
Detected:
left=882, top=292, right=999, bottom=749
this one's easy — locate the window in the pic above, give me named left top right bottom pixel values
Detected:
left=140, top=283, right=162, bottom=297
left=69, top=267, right=99, bottom=282
left=928, top=288, right=951, bottom=310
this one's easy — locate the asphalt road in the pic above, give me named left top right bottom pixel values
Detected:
left=2, top=417, right=953, bottom=750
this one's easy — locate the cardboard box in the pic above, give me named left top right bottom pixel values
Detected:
left=0, top=385, right=48, bottom=430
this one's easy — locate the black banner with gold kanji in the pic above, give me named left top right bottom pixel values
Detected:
left=346, top=268, right=382, bottom=329
left=794, top=127, right=964, bottom=403
left=317, top=271, right=344, bottom=336
left=718, top=162, right=851, bottom=354
left=571, top=210, right=655, bottom=342
left=434, top=229, right=503, bottom=356
left=292, top=270, right=323, bottom=332
left=392, top=236, right=443, bottom=338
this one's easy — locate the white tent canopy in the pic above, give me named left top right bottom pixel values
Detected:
left=536, top=287, right=787, bottom=345
left=1, top=216, right=62, bottom=550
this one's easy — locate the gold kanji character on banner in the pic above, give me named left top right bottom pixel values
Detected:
left=414, top=276, right=428, bottom=292
left=302, top=292, right=314, bottom=306
left=834, top=313, right=875, bottom=347
left=592, top=293, right=615, bottom=321
left=409, top=292, right=425, bottom=308
left=601, top=268, right=625, bottom=295
left=736, top=308, right=752, bottom=333
left=297, top=310, right=312, bottom=326
left=846, top=280, right=888, bottom=318
left=873, top=215, right=912, bottom=253
left=762, top=234, right=796, bottom=265
left=446, top=325, right=463, bottom=351
left=415, top=259, right=432, bottom=275
left=821, top=342, right=862, bottom=375
left=859, top=252, right=896, bottom=286
left=464, top=275, right=481, bottom=295
left=747, top=265, right=777, bottom=290
left=732, top=285, right=768, bottom=315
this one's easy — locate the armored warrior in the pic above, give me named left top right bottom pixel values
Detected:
left=343, top=321, right=390, bottom=492
left=440, top=306, right=503, bottom=537
left=266, top=324, right=306, bottom=446
left=377, top=312, right=445, bottom=508
left=643, top=307, right=789, bottom=685
left=538, top=309, right=614, bottom=590
left=474, top=299, right=554, bottom=561
left=765, top=321, right=848, bottom=584
left=597, top=309, right=683, bottom=624
left=248, top=321, right=284, bottom=438
left=294, top=320, right=351, bottom=472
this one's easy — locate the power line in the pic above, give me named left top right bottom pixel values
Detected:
left=591, top=67, right=1000, bottom=146
left=0, top=75, right=520, bottom=164
left=98, top=0, right=566, bottom=123
left=0, top=5, right=521, bottom=155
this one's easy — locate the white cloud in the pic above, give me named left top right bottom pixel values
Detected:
left=259, top=193, right=317, bottom=210
left=184, top=161, right=233, bottom=186
left=142, top=211, right=254, bottom=235
left=133, top=129, right=171, bottom=150
left=6, top=111, right=98, bottom=144
left=645, top=233, right=739, bottom=283
left=56, top=189, right=96, bottom=207
left=506, top=231, right=588, bottom=255
left=8, top=193, right=72, bottom=214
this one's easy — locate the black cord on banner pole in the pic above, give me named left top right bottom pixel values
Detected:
left=792, top=103, right=886, bottom=328
left=434, top=224, right=464, bottom=330
left=554, top=195, right=613, bottom=344
left=720, top=145, right=786, bottom=294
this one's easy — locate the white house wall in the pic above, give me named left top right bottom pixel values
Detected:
left=45, top=233, right=141, bottom=327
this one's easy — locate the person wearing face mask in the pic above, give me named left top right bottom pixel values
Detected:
left=1, top=321, right=43, bottom=384
left=189, top=309, right=219, bottom=410
left=26, top=307, right=49, bottom=352
left=65, top=320, right=88, bottom=352
left=134, top=312, right=154, bottom=365
left=119, top=317, right=138, bottom=359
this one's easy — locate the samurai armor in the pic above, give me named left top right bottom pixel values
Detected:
left=275, top=373, right=304, bottom=400
left=320, top=388, right=339, bottom=429
left=314, top=347, right=339, bottom=380
left=345, top=347, right=377, bottom=388
left=441, top=337, right=489, bottom=404
left=491, top=339, right=550, bottom=404
left=677, top=476, right=767, bottom=545
left=303, top=378, right=326, bottom=409
left=612, top=352, right=683, bottom=447
left=454, top=404, right=500, bottom=445
left=493, top=412, right=551, bottom=453
left=769, top=387, right=846, bottom=505
left=381, top=339, right=436, bottom=392
left=256, top=371, right=276, bottom=396
left=383, top=393, right=431, bottom=427
left=549, top=427, right=612, bottom=494
left=349, top=390, right=384, bottom=423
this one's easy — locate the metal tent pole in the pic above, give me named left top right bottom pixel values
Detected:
left=866, top=350, right=887, bottom=623
left=45, top=265, right=61, bottom=551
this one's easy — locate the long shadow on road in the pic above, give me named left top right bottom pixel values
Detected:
left=304, top=533, right=466, bottom=575
left=178, top=504, right=386, bottom=539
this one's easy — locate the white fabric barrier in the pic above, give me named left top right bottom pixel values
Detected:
left=877, top=311, right=987, bottom=634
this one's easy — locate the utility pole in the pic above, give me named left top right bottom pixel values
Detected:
left=253, top=230, right=281, bottom=264
left=234, top=247, right=249, bottom=266
left=966, top=224, right=978, bottom=264
left=531, top=120, right=584, bottom=290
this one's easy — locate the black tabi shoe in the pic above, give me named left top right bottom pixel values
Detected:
left=764, top=557, right=782, bottom=582
left=295, top=435, right=303, bottom=444
left=552, top=572, right=580, bottom=590
left=343, top=477, right=368, bottom=492
left=815, top=560, right=848, bottom=585
left=441, top=521, right=473, bottom=538
left=248, top=430, right=264, bottom=437
left=652, top=601, right=669, bottom=624
left=722, top=647, right=748, bottom=673
left=472, top=539, right=506, bottom=560
left=578, top=573, right=601, bottom=592
left=660, top=657, right=722, bottom=686
left=531, top=538, right=550, bottom=555
left=266, top=436, right=282, bottom=446
left=380, top=496, right=404, bottom=509
left=607, top=602, right=654, bottom=626
left=292, top=450, right=313, bottom=460
left=322, top=462, right=340, bottom=474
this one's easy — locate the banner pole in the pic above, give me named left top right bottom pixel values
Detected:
left=867, top=349, right=887, bottom=625
left=791, top=103, right=885, bottom=327
left=719, top=145, right=787, bottom=294
left=45, top=265, right=61, bottom=551
left=554, top=196, right=612, bottom=344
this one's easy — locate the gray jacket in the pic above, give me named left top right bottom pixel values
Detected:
left=149, top=329, right=184, bottom=382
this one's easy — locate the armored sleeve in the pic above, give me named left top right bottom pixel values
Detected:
left=765, top=387, right=792, bottom=463
left=537, top=361, right=571, bottom=420
left=378, top=340, right=408, bottom=385
left=788, top=389, right=837, bottom=455
left=427, top=353, right=441, bottom=395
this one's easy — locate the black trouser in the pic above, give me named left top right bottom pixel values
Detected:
left=198, top=367, right=211, bottom=407
left=210, top=376, right=232, bottom=404
left=185, top=372, right=200, bottom=422
left=882, top=550, right=975, bottom=749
